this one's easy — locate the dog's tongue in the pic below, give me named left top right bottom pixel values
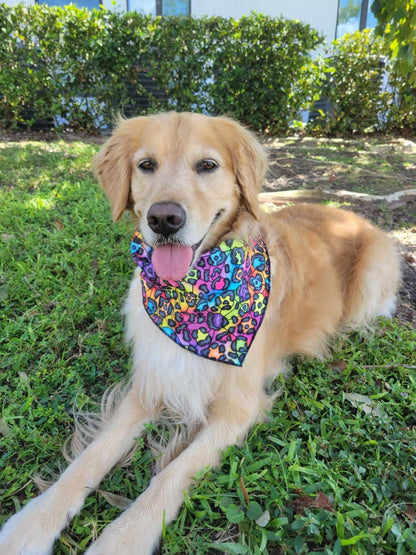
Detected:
left=151, top=244, right=193, bottom=281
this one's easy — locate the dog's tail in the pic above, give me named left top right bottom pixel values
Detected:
left=342, top=228, right=401, bottom=329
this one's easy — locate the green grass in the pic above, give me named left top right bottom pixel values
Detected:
left=1, top=140, right=415, bottom=554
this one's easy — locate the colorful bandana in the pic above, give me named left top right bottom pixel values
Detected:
left=131, top=230, right=271, bottom=366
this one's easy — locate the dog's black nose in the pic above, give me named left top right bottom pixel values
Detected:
left=147, top=202, right=186, bottom=237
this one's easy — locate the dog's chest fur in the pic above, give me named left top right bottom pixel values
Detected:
left=124, top=269, right=224, bottom=423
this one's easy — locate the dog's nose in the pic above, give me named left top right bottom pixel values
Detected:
left=147, top=202, right=186, bottom=237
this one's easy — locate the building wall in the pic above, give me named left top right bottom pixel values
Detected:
left=102, top=0, right=122, bottom=10
left=6, top=0, right=32, bottom=5
left=192, top=0, right=338, bottom=41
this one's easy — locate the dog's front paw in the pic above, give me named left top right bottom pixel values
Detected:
left=0, top=516, right=55, bottom=555
left=0, top=489, right=70, bottom=555
left=86, top=515, right=159, bottom=555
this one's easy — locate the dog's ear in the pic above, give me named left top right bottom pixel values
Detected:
left=94, top=117, right=144, bottom=222
left=215, top=118, right=268, bottom=220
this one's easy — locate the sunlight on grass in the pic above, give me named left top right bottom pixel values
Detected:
left=322, top=200, right=353, bottom=209
left=24, top=195, right=58, bottom=211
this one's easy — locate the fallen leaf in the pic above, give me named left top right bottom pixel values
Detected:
left=240, top=476, right=250, bottom=504
left=291, top=490, right=334, bottom=514
left=332, top=360, right=348, bottom=372
left=375, top=379, right=391, bottom=392
left=314, top=492, right=334, bottom=512
left=256, top=510, right=270, bottom=527
left=43, top=301, right=56, bottom=314
left=0, top=285, right=9, bottom=301
left=54, top=220, right=64, bottom=231
left=403, top=504, right=416, bottom=522
left=0, top=418, right=10, bottom=436
left=344, top=392, right=383, bottom=417
left=97, top=489, right=133, bottom=510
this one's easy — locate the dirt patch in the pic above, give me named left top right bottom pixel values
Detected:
left=263, top=136, right=416, bottom=196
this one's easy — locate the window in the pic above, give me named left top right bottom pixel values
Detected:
left=162, top=0, right=189, bottom=16
left=336, top=0, right=376, bottom=38
left=127, top=0, right=190, bottom=16
left=128, top=0, right=156, bottom=15
left=37, top=0, right=100, bottom=7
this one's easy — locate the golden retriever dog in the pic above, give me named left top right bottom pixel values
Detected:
left=0, top=112, right=400, bottom=554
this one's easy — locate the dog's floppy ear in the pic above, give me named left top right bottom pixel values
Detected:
left=94, top=117, right=144, bottom=222
left=215, top=117, right=268, bottom=220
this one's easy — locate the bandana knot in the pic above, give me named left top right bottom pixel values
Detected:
left=131, top=230, right=270, bottom=366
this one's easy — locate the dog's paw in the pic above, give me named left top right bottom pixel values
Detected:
left=0, top=490, right=68, bottom=555
left=86, top=516, right=159, bottom=555
left=0, top=518, right=55, bottom=555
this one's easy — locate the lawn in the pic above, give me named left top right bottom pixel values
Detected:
left=0, top=138, right=415, bottom=554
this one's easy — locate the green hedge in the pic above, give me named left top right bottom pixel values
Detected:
left=0, top=5, right=322, bottom=133
left=310, top=31, right=390, bottom=134
left=0, top=5, right=154, bottom=131
left=310, top=30, right=416, bottom=135
left=0, top=5, right=414, bottom=135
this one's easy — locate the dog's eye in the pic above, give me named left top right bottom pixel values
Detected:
left=197, top=159, right=218, bottom=173
left=138, top=159, right=156, bottom=172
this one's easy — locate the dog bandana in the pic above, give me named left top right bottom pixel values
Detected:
left=131, top=230, right=271, bottom=366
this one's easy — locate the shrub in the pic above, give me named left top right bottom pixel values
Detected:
left=386, top=71, right=416, bottom=134
left=0, top=6, right=323, bottom=133
left=208, top=13, right=323, bottom=134
left=0, top=4, right=62, bottom=129
left=144, top=15, right=221, bottom=113
left=0, top=6, right=414, bottom=135
left=0, top=5, right=154, bottom=130
left=307, top=29, right=416, bottom=135
left=308, top=30, right=391, bottom=135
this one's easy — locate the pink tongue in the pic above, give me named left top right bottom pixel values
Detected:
left=152, top=244, right=193, bottom=281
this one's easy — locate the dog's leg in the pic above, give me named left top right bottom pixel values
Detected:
left=86, top=370, right=266, bottom=555
left=0, top=389, right=153, bottom=555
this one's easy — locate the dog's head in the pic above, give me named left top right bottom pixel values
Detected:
left=95, top=112, right=267, bottom=279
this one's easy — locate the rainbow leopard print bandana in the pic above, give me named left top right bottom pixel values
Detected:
left=131, top=230, right=271, bottom=366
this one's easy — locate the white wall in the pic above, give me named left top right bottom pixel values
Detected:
left=6, top=0, right=33, bottom=5
left=191, top=0, right=338, bottom=42
left=102, top=0, right=124, bottom=10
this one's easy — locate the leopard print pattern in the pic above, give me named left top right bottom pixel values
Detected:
left=131, top=230, right=271, bottom=366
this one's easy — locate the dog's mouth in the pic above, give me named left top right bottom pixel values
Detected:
left=151, top=211, right=223, bottom=281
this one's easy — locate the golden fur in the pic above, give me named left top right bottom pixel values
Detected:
left=0, top=112, right=400, bottom=554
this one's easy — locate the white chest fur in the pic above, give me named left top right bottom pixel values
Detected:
left=123, top=269, right=224, bottom=423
